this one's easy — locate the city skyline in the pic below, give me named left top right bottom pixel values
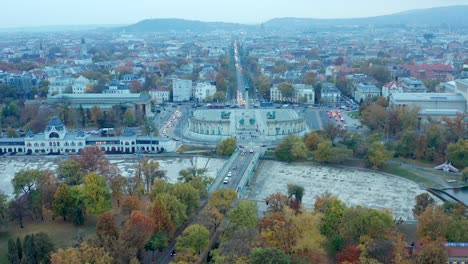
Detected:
left=1, top=0, right=468, bottom=28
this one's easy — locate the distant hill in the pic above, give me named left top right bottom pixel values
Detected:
left=122, top=6, right=468, bottom=33
left=122, top=18, right=249, bottom=33
left=264, top=5, right=468, bottom=29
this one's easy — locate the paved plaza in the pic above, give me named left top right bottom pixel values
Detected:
left=250, top=160, right=432, bottom=220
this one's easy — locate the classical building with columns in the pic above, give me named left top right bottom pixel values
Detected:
left=0, top=117, right=176, bottom=155
left=187, top=109, right=307, bottom=141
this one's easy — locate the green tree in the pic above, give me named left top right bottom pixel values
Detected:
left=0, top=192, right=7, bottom=224
left=216, top=137, right=237, bottom=156
left=16, top=237, right=22, bottom=261
left=123, top=108, right=136, bottom=127
left=224, top=200, right=258, bottom=239
left=172, top=182, right=200, bottom=216
left=12, top=169, right=42, bottom=196
left=81, top=173, right=112, bottom=215
left=52, top=184, right=73, bottom=221
left=446, top=139, right=468, bottom=168
left=212, top=91, right=226, bottom=102
left=145, top=232, right=168, bottom=253
left=277, top=82, right=294, bottom=101
left=178, top=167, right=208, bottom=183
left=23, top=234, right=36, bottom=264
left=57, top=159, right=84, bottom=185
left=287, top=183, right=304, bottom=203
left=251, top=247, right=290, bottom=264
left=8, top=238, right=20, bottom=264
left=275, top=135, right=308, bottom=162
left=367, top=142, right=393, bottom=169
left=33, top=232, right=54, bottom=264
left=176, top=224, right=210, bottom=255
left=339, top=206, right=394, bottom=243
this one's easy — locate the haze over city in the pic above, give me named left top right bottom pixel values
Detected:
left=2, top=0, right=468, bottom=27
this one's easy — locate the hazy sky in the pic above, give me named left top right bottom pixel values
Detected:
left=2, top=0, right=468, bottom=28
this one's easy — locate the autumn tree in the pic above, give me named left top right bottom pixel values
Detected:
left=216, top=137, right=237, bottom=156
left=121, top=211, right=155, bottom=249
left=304, top=131, right=324, bottom=152
left=8, top=195, right=30, bottom=228
left=313, top=140, right=334, bottom=163
left=259, top=212, right=297, bottom=253
left=412, top=239, right=448, bottom=264
left=72, top=146, right=117, bottom=181
left=413, top=193, right=435, bottom=217
left=367, top=141, right=393, bottom=169
left=51, top=242, right=113, bottom=264
left=265, top=193, right=289, bottom=213
left=121, top=195, right=141, bottom=218
left=337, top=244, right=360, bottom=264
left=176, top=224, right=210, bottom=255
left=135, top=158, right=163, bottom=192
left=417, top=205, right=451, bottom=241
left=96, top=211, right=119, bottom=239
left=361, top=104, right=387, bottom=130
left=321, top=123, right=344, bottom=144
left=208, top=188, right=237, bottom=214
left=172, top=182, right=200, bottom=216
left=275, top=135, right=308, bottom=162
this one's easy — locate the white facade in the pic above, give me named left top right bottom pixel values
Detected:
left=382, top=80, right=403, bottom=98
left=0, top=117, right=176, bottom=155
left=48, top=77, right=74, bottom=95
left=195, top=82, right=216, bottom=101
left=294, top=84, right=314, bottom=104
left=173, top=79, right=192, bottom=102
left=72, top=75, right=91, bottom=94
left=354, top=83, right=381, bottom=103
left=149, top=88, right=170, bottom=103
left=270, top=84, right=314, bottom=103
left=321, top=83, right=341, bottom=104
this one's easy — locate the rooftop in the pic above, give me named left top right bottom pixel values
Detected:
left=391, top=93, right=466, bottom=102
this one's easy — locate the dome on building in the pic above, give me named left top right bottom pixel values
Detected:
left=48, top=117, right=63, bottom=126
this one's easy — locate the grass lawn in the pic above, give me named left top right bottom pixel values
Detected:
left=395, top=157, right=465, bottom=187
left=178, top=144, right=213, bottom=153
left=381, top=163, right=438, bottom=187
left=348, top=110, right=360, bottom=119
left=0, top=216, right=97, bottom=264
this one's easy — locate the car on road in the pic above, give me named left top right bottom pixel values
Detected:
left=223, top=177, right=229, bottom=184
left=227, top=171, right=232, bottom=177
left=249, top=148, right=254, bottom=153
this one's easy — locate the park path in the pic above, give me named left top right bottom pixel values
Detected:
left=388, top=160, right=451, bottom=188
